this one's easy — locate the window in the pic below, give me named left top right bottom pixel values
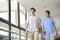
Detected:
left=0, top=0, right=30, bottom=40
left=0, top=22, right=9, bottom=40
left=11, top=33, right=19, bottom=40
left=0, top=12, right=8, bottom=20
left=21, top=30, right=26, bottom=40
left=0, top=21, right=9, bottom=31
left=0, top=0, right=8, bottom=20
left=11, top=12, right=16, bottom=25
left=11, top=0, right=18, bottom=26
left=11, top=27, right=19, bottom=40
left=20, top=5, right=26, bottom=29
left=0, top=30, right=8, bottom=36
left=0, top=0, right=7, bottom=2
left=27, top=11, right=30, bottom=19
left=20, top=5, right=30, bottom=40
left=11, top=27, right=19, bottom=34
left=20, top=4, right=25, bottom=14
left=21, top=36, right=26, bottom=40
left=0, top=0, right=9, bottom=39
left=21, top=30, right=26, bottom=36
left=28, top=38, right=30, bottom=40
left=20, top=12, right=25, bottom=28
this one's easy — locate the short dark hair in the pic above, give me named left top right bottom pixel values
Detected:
left=45, top=10, right=50, bottom=15
left=30, top=7, right=36, bottom=12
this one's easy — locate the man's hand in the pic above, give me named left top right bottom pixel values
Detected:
left=26, top=30, right=29, bottom=35
left=26, top=23, right=28, bottom=35
left=38, top=28, right=40, bottom=33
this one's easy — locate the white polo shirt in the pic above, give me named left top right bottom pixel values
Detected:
left=26, top=16, right=41, bottom=32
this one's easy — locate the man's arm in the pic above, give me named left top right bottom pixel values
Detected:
left=25, top=18, right=29, bottom=35
left=38, top=22, right=42, bottom=33
left=41, top=23, right=44, bottom=33
left=26, top=23, right=28, bottom=32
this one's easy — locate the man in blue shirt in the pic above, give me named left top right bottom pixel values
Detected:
left=41, top=10, right=58, bottom=40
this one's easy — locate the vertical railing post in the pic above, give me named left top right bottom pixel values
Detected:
left=8, top=0, right=11, bottom=40
left=17, top=2, right=21, bottom=40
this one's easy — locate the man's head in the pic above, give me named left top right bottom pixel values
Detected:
left=30, top=7, right=36, bottom=15
left=44, top=10, right=50, bottom=17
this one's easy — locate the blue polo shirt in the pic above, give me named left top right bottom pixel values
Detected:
left=42, top=17, right=55, bottom=34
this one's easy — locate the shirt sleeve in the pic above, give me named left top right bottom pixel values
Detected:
left=52, top=18, right=56, bottom=25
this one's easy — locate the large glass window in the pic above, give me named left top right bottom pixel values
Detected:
left=0, top=0, right=8, bottom=20
left=20, top=4, right=30, bottom=40
left=21, top=35, right=26, bottom=40
left=0, top=30, right=8, bottom=36
left=20, top=12, right=25, bottom=28
left=11, top=27, right=19, bottom=34
left=27, top=11, right=30, bottom=19
left=11, top=0, right=18, bottom=26
left=0, top=12, right=8, bottom=20
left=11, top=11, right=16, bottom=25
left=0, top=22, right=9, bottom=40
left=0, top=21, right=9, bottom=31
left=28, top=38, right=30, bottom=40
left=11, top=27, right=19, bottom=40
left=20, top=4, right=25, bottom=14
left=0, top=0, right=30, bottom=40
left=21, top=30, right=26, bottom=40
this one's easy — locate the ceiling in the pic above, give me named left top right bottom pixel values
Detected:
left=19, top=0, right=60, bottom=32
left=0, top=1, right=17, bottom=12
left=19, top=0, right=60, bottom=18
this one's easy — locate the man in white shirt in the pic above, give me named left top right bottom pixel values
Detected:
left=26, top=7, right=42, bottom=40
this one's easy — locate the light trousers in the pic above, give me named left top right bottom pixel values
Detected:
left=28, top=32, right=42, bottom=40
left=45, top=33, right=54, bottom=40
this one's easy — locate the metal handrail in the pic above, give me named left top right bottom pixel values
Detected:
left=0, top=17, right=25, bottom=31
